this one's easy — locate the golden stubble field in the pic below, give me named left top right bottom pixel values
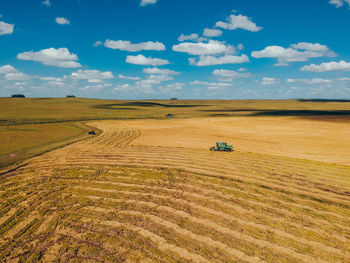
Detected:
left=91, top=116, right=350, bottom=165
left=0, top=116, right=349, bottom=262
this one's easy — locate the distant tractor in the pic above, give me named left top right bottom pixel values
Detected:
left=210, top=142, right=233, bottom=152
left=88, top=130, right=96, bottom=135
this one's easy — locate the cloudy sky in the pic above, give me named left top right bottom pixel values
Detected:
left=1, top=0, right=350, bottom=99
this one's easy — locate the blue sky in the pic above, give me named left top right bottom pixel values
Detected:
left=0, top=0, right=350, bottom=99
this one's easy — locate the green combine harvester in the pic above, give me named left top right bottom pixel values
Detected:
left=210, top=142, right=233, bottom=152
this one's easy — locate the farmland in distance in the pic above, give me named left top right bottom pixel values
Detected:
left=0, top=99, right=350, bottom=262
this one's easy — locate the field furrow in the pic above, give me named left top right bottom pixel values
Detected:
left=1, top=124, right=349, bottom=262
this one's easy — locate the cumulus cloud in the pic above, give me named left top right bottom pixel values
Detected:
left=203, top=28, right=222, bottom=37
left=17, top=48, right=81, bottom=68
left=0, top=21, right=14, bottom=36
left=329, top=0, right=350, bottom=8
left=301, top=60, right=350, bottom=72
left=133, top=74, right=173, bottom=91
left=215, top=14, right=262, bottom=32
left=261, top=77, right=278, bottom=85
left=290, top=42, right=331, bottom=52
left=140, top=0, right=158, bottom=6
left=118, top=74, right=141, bottom=80
left=4, top=72, right=31, bottom=81
left=252, top=43, right=336, bottom=66
left=55, top=17, right=70, bottom=25
left=42, top=0, right=51, bottom=6
left=104, top=40, right=165, bottom=52
left=143, top=67, right=179, bottom=75
left=212, top=69, right=251, bottom=81
left=126, top=54, right=169, bottom=66
left=0, top=65, right=18, bottom=74
left=178, top=33, right=199, bottom=42
left=70, top=69, right=114, bottom=81
left=172, top=40, right=235, bottom=55
left=189, top=54, right=249, bottom=66
left=0, top=65, right=31, bottom=81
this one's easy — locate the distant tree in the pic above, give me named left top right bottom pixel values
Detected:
left=170, top=97, right=178, bottom=100
left=66, top=95, right=76, bottom=98
left=11, top=94, right=25, bottom=98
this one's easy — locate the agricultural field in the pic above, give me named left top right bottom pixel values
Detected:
left=1, top=99, right=350, bottom=262
left=2, top=98, right=350, bottom=125
left=1, top=104, right=350, bottom=262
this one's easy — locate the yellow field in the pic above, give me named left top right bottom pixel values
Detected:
left=0, top=117, right=349, bottom=262
left=94, top=117, right=350, bottom=165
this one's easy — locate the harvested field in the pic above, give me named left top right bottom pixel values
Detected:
left=0, top=117, right=349, bottom=262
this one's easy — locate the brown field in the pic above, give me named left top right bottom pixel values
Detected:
left=0, top=117, right=350, bottom=262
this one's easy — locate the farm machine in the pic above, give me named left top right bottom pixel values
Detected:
left=210, top=142, right=233, bottom=152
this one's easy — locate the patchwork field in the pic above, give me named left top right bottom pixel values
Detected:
left=0, top=117, right=349, bottom=262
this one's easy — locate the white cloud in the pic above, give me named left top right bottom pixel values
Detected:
left=4, top=72, right=31, bottom=81
left=126, top=54, right=169, bottom=66
left=42, top=0, right=51, bottom=6
left=17, top=48, right=81, bottom=68
left=71, top=69, right=114, bottom=80
left=0, top=65, right=31, bottom=81
left=93, top=41, right=102, bottom=47
left=40, top=76, right=64, bottom=82
left=172, top=40, right=235, bottom=55
left=215, top=14, right=262, bottom=32
left=147, top=74, right=173, bottom=83
left=189, top=54, right=249, bottom=66
left=104, top=40, right=165, bottom=52
left=114, top=84, right=132, bottom=92
left=0, top=21, right=14, bottom=36
left=55, top=17, right=70, bottom=25
left=140, top=0, right=158, bottom=6
left=0, top=65, right=18, bottom=74
left=252, top=43, right=336, bottom=65
left=329, top=0, right=350, bottom=8
left=118, top=74, right=141, bottom=80
left=262, top=77, right=278, bottom=85
left=178, top=33, right=199, bottom=42
left=290, top=42, right=330, bottom=52
left=203, top=28, right=222, bottom=37
left=286, top=78, right=332, bottom=84
left=301, top=60, right=350, bottom=72
left=81, top=85, right=104, bottom=91
left=339, top=77, right=350, bottom=81
left=143, top=67, right=179, bottom=75
left=88, top=79, right=102, bottom=83
left=15, top=82, right=28, bottom=86
left=159, top=83, right=184, bottom=92
left=48, top=81, right=65, bottom=86
left=135, top=74, right=173, bottom=89
left=190, top=80, right=232, bottom=87
left=212, top=69, right=250, bottom=81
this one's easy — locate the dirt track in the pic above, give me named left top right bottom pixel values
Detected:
left=0, top=117, right=349, bottom=262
